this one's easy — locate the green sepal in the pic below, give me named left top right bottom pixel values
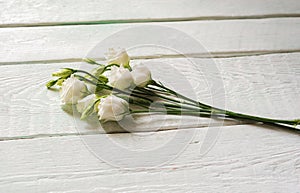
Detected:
left=81, top=101, right=96, bottom=120
left=80, top=98, right=102, bottom=120
left=95, top=84, right=107, bottom=94
left=56, top=78, right=65, bottom=86
left=52, top=68, right=74, bottom=78
left=147, top=79, right=155, bottom=85
left=91, top=65, right=106, bottom=77
left=94, top=100, right=101, bottom=112
left=123, top=61, right=131, bottom=70
left=46, top=79, right=58, bottom=89
left=98, top=75, right=108, bottom=84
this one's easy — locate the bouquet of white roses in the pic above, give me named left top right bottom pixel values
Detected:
left=46, top=48, right=300, bottom=132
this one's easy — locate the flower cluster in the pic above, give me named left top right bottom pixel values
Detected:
left=46, top=48, right=300, bottom=131
left=47, top=48, right=152, bottom=122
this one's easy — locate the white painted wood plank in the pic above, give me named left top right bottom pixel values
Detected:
left=0, top=0, right=300, bottom=26
left=0, top=124, right=299, bottom=192
left=0, top=53, right=299, bottom=139
left=1, top=18, right=300, bottom=63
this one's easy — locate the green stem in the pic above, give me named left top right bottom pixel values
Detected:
left=131, top=109, right=227, bottom=119
left=150, top=81, right=210, bottom=109
left=226, top=112, right=298, bottom=125
left=130, top=96, right=210, bottom=113
left=150, top=81, right=300, bottom=126
left=74, top=69, right=101, bottom=83
left=138, top=87, right=201, bottom=109
left=108, top=86, right=153, bottom=103
left=74, top=74, right=98, bottom=86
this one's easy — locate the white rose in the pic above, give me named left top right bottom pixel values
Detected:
left=105, top=48, right=130, bottom=67
left=108, top=66, right=133, bottom=90
left=60, top=75, right=87, bottom=104
left=131, top=64, right=152, bottom=87
left=98, top=95, right=129, bottom=122
left=76, top=94, right=96, bottom=113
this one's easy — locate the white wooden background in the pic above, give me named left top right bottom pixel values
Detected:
left=1, top=0, right=300, bottom=192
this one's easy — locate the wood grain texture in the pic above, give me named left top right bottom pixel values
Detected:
left=1, top=18, right=300, bottom=63
left=0, top=53, right=299, bottom=139
left=0, top=124, right=299, bottom=192
left=0, top=0, right=300, bottom=26
left=1, top=1, right=300, bottom=192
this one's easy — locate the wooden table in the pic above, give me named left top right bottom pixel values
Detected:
left=1, top=0, right=300, bottom=192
